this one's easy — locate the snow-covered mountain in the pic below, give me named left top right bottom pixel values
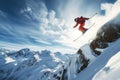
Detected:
left=0, top=48, right=71, bottom=80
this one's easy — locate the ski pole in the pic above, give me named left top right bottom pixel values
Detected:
left=89, top=13, right=98, bottom=19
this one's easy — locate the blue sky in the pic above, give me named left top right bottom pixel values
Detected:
left=0, top=0, right=116, bottom=53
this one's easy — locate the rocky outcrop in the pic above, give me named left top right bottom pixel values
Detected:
left=90, top=14, right=120, bottom=55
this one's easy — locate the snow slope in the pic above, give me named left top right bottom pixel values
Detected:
left=75, top=39, right=120, bottom=80
left=93, top=51, right=120, bottom=80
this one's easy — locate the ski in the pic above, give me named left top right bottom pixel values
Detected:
left=73, top=23, right=95, bottom=42
left=73, top=35, right=82, bottom=41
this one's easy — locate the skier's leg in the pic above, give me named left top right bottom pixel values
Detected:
left=79, top=23, right=85, bottom=32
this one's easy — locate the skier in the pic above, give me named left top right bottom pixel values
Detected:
left=73, top=16, right=89, bottom=33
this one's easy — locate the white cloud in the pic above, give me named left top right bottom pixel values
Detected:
left=0, top=10, right=7, bottom=18
left=48, top=10, right=56, bottom=25
left=20, top=7, right=32, bottom=14
left=21, top=0, right=48, bottom=21
left=101, top=3, right=113, bottom=16
left=35, top=39, right=52, bottom=45
left=100, top=0, right=120, bottom=22
left=0, top=41, right=75, bottom=54
left=59, top=0, right=84, bottom=20
left=107, top=0, right=120, bottom=19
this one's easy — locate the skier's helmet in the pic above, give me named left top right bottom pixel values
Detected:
left=80, top=16, right=83, bottom=18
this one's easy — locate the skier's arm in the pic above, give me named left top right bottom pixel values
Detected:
left=73, top=23, right=78, bottom=28
left=84, top=18, right=89, bottom=20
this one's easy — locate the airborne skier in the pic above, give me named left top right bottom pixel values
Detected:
left=73, top=16, right=89, bottom=33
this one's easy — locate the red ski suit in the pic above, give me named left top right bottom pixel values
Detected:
left=73, top=17, right=89, bottom=32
